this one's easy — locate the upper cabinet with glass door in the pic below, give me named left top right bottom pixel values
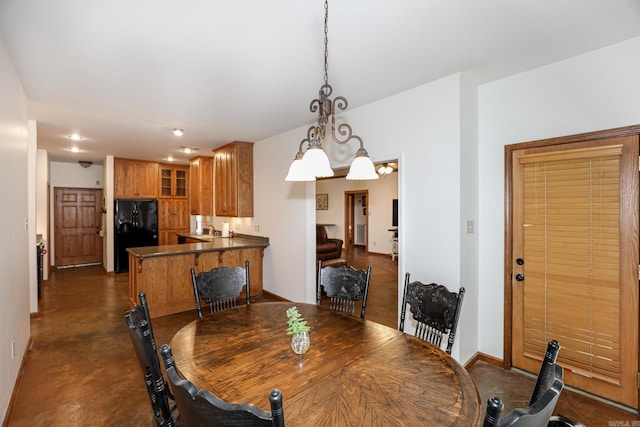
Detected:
left=159, top=164, right=189, bottom=198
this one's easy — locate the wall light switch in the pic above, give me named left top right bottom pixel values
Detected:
left=466, top=220, right=474, bottom=234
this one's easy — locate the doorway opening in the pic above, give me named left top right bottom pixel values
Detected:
left=344, top=191, right=368, bottom=252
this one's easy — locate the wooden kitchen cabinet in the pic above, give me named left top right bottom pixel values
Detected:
left=114, top=158, right=159, bottom=198
left=189, top=156, right=213, bottom=215
left=213, top=141, right=253, bottom=217
left=159, top=164, right=189, bottom=198
left=158, top=198, right=189, bottom=245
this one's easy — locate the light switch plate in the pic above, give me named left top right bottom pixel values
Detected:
left=466, top=220, right=474, bottom=234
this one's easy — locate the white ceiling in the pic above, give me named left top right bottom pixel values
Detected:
left=1, top=0, right=640, bottom=165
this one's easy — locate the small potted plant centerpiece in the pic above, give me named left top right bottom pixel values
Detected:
left=286, top=306, right=311, bottom=354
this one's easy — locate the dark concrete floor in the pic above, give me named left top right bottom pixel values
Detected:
left=4, top=248, right=639, bottom=426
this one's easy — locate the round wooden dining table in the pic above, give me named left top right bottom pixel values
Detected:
left=169, top=302, right=482, bottom=426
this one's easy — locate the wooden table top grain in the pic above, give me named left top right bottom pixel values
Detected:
left=169, top=302, right=482, bottom=426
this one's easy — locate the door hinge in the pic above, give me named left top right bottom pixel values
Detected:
left=638, top=372, right=640, bottom=389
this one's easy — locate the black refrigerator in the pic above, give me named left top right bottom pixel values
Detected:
left=114, top=199, right=158, bottom=273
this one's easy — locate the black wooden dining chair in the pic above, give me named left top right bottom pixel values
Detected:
left=483, top=340, right=583, bottom=427
left=316, top=260, right=372, bottom=319
left=399, top=272, right=465, bottom=354
left=191, top=260, right=250, bottom=319
left=125, top=291, right=177, bottom=427
left=160, top=344, right=285, bottom=427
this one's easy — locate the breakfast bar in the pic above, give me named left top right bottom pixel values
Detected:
left=127, top=234, right=269, bottom=318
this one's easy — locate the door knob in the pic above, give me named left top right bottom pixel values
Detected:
left=515, top=274, right=524, bottom=281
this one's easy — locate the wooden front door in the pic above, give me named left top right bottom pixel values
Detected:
left=54, top=188, right=103, bottom=267
left=508, top=131, right=639, bottom=408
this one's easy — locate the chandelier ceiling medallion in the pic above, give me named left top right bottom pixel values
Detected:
left=285, top=0, right=378, bottom=181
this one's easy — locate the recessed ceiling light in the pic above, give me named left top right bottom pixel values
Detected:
left=180, top=146, right=199, bottom=154
left=167, top=156, right=175, bottom=162
left=69, top=147, right=80, bottom=153
left=68, top=134, right=84, bottom=141
left=172, top=128, right=184, bottom=137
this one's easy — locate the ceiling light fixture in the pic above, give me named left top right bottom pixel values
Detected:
left=78, top=161, right=93, bottom=168
left=377, top=164, right=393, bottom=175
left=68, top=134, right=84, bottom=141
left=180, top=146, right=199, bottom=154
left=285, top=0, right=378, bottom=182
left=172, top=128, right=184, bottom=136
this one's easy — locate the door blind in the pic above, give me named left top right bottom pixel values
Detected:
left=519, top=145, right=622, bottom=385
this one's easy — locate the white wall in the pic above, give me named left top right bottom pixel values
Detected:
left=316, top=172, right=398, bottom=255
left=253, top=128, right=315, bottom=303
left=104, top=156, right=114, bottom=272
left=48, top=161, right=104, bottom=267
left=0, top=34, right=30, bottom=422
left=458, top=72, right=480, bottom=362
left=27, top=121, right=37, bottom=313
left=36, top=149, right=49, bottom=281
left=477, top=36, right=640, bottom=359
left=254, top=73, right=473, bottom=361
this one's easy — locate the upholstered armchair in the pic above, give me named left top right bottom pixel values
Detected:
left=316, top=225, right=343, bottom=261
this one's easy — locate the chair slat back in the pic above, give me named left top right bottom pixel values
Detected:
left=329, top=297, right=355, bottom=316
left=399, top=273, right=465, bottom=354
left=125, top=292, right=175, bottom=427
left=317, top=261, right=372, bottom=319
left=161, top=344, right=285, bottom=427
left=415, top=323, right=443, bottom=348
left=191, top=260, right=250, bottom=318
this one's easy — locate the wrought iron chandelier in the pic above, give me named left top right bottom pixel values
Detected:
left=285, top=0, right=378, bottom=181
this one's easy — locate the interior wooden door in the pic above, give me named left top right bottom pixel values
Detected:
left=344, top=193, right=354, bottom=249
left=510, top=134, right=638, bottom=408
left=343, top=190, right=369, bottom=251
left=54, top=187, right=103, bottom=267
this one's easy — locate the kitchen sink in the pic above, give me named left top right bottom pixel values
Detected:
left=195, top=234, right=220, bottom=241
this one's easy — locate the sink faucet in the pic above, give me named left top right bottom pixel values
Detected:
left=207, top=224, right=217, bottom=236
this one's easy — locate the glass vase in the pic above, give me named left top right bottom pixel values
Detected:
left=291, top=331, right=310, bottom=354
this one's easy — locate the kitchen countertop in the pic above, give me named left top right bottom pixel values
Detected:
left=127, top=233, right=269, bottom=259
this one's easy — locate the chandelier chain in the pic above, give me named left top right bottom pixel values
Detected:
left=323, top=0, right=329, bottom=85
